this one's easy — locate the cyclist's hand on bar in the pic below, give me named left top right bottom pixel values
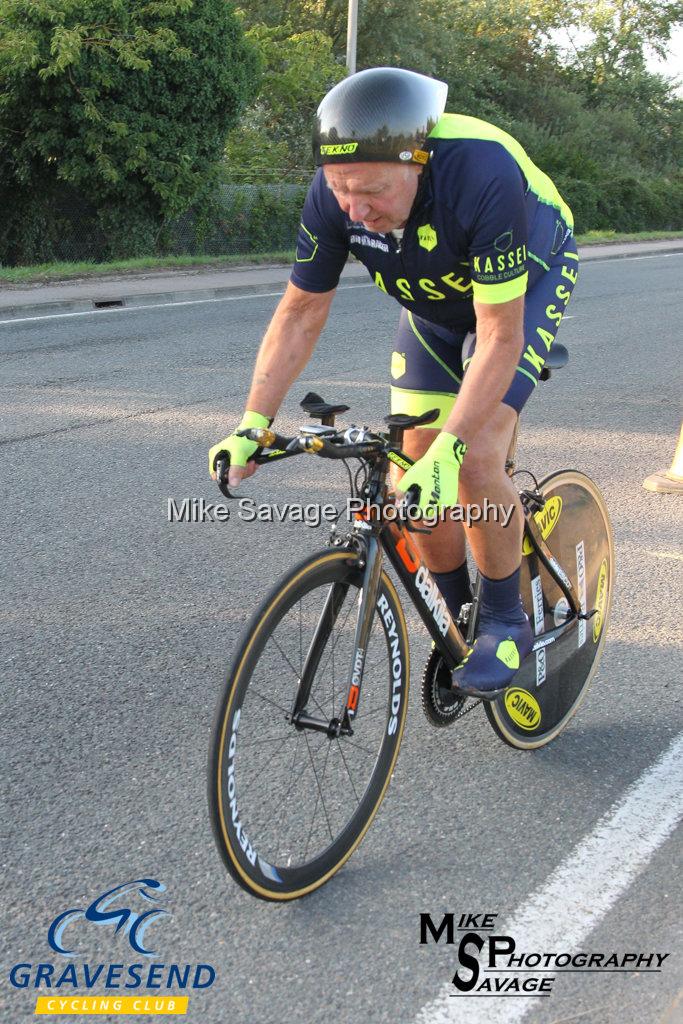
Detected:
left=209, top=411, right=270, bottom=488
left=396, top=432, right=467, bottom=513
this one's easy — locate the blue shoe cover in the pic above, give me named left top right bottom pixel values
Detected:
left=453, top=614, right=533, bottom=696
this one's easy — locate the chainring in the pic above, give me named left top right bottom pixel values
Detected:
left=421, top=646, right=480, bottom=727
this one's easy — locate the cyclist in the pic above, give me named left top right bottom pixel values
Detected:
left=209, top=67, right=579, bottom=698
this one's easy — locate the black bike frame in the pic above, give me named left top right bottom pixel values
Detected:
left=339, top=500, right=587, bottom=726
left=236, top=427, right=589, bottom=731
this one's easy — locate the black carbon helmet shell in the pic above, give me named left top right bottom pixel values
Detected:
left=314, top=67, right=448, bottom=166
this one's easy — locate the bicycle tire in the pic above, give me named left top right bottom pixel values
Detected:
left=486, top=470, right=615, bottom=749
left=208, top=549, right=410, bottom=901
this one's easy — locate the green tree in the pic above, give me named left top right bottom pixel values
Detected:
left=0, top=0, right=259, bottom=262
left=224, top=23, right=344, bottom=181
left=555, top=0, right=683, bottom=83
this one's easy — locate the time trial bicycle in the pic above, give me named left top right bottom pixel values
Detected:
left=208, top=344, right=614, bottom=901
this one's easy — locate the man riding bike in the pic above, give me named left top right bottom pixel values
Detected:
left=209, top=67, right=578, bottom=699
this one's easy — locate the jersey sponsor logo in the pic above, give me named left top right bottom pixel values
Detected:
left=372, top=269, right=472, bottom=300
left=417, top=224, right=438, bottom=252
left=349, top=233, right=390, bottom=252
left=319, top=142, right=358, bottom=156
left=495, top=230, right=513, bottom=251
left=593, top=558, right=609, bottom=643
left=504, top=688, right=541, bottom=731
left=472, top=245, right=527, bottom=282
left=522, top=496, right=562, bottom=555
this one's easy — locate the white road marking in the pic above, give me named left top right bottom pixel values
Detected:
left=414, top=731, right=683, bottom=1024
left=0, top=250, right=680, bottom=326
left=587, top=251, right=683, bottom=264
left=0, top=282, right=373, bottom=326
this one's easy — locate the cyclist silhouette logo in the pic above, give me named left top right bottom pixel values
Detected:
left=47, top=879, right=169, bottom=958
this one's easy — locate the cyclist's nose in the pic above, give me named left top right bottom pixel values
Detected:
left=348, top=197, right=372, bottom=222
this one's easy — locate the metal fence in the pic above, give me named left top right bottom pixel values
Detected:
left=4, top=182, right=309, bottom=266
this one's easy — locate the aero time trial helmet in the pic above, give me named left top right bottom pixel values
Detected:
left=313, top=67, right=448, bottom=167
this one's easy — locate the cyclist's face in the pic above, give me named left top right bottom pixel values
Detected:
left=323, top=163, right=421, bottom=233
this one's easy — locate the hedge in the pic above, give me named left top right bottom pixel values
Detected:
left=2, top=175, right=681, bottom=266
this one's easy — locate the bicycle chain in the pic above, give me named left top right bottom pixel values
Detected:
left=453, top=696, right=483, bottom=719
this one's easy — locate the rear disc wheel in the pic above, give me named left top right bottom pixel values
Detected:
left=486, top=470, right=614, bottom=749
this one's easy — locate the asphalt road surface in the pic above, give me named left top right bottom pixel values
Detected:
left=2, top=252, right=682, bottom=1024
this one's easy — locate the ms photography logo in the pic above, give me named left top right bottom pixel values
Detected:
left=420, top=912, right=671, bottom=998
left=8, top=878, right=216, bottom=1016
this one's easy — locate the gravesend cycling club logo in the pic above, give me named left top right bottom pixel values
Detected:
left=420, top=911, right=671, bottom=997
left=7, top=878, right=216, bottom=1016
left=48, top=879, right=168, bottom=957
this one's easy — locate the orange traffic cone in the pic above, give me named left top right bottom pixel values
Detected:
left=643, top=422, right=683, bottom=493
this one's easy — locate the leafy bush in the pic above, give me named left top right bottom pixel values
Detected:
left=0, top=0, right=259, bottom=265
left=558, top=175, right=683, bottom=233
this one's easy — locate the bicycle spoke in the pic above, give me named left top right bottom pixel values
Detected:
left=237, top=733, right=300, bottom=752
left=215, top=562, right=408, bottom=889
left=298, top=598, right=303, bottom=676
left=335, top=738, right=361, bottom=805
left=246, top=686, right=292, bottom=717
left=273, top=733, right=304, bottom=860
left=315, top=596, right=356, bottom=688
left=237, top=731, right=326, bottom=824
left=355, top=701, right=388, bottom=720
left=336, top=735, right=379, bottom=758
left=303, top=733, right=334, bottom=860
left=268, top=631, right=302, bottom=681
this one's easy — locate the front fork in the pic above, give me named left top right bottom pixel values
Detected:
left=290, top=537, right=383, bottom=737
left=341, top=535, right=383, bottom=729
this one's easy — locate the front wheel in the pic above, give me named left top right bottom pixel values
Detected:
left=208, top=549, right=410, bottom=901
left=486, top=470, right=615, bottom=749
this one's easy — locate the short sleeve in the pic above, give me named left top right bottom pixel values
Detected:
left=289, top=170, right=349, bottom=293
left=464, top=145, right=529, bottom=304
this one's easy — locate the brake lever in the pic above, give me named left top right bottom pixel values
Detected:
left=394, top=484, right=432, bottom=534
left=214, top=454, right=245, bottom=499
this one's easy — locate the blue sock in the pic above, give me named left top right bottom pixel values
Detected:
left=480, top=567, right=527, bottom=625
left=433, top=561, right=472, bottom=620
left=452, top=566, right=532, bottom=694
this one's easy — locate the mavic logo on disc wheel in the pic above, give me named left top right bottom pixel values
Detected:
left=504, top=688, right=541, bottom=730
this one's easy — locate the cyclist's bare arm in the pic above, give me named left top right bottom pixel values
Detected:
left=245, top=282, right=335, bottom=417
left=212, top=282, right=335, bottom=483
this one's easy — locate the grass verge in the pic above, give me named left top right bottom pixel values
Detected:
left=2, top=230, right=682, bottom=285
left=575, top=229, right=683, bottom=244
left=0, top=250, right=297, bottom=285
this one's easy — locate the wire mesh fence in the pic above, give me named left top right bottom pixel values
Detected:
left=1, top=181, right=309, bottom=266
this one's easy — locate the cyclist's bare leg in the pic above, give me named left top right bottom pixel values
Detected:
left=457, top=403, right=522, bottom=578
